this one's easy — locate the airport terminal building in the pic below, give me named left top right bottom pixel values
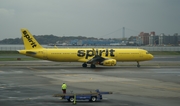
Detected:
left=136, top=32, right=180, bottom=46
left=149, top=33, right=180, bottom=46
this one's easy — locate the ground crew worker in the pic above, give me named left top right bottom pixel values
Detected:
left=61, top=83, right=67, bottom=94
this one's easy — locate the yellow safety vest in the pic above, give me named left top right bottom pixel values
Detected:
left=62, top=84, right=67, bottom=89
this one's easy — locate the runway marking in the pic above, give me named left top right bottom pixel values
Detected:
left=18, top=83, right=55, bottom=87
left=26, top=67, right=44, bottom=72
left=119, top=81, right=180, bottom=92
left=38, top=74, right=137, bottom=82
left=157, top=72, right=180, bottom=74
left=65, top=74, right=79, bottom=76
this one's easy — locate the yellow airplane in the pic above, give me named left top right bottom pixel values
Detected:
left=18, top=28, right=153, bottom=68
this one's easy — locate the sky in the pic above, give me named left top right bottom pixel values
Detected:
left=0, top=0, right=180, bottom=40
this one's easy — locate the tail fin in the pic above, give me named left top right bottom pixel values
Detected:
left=21, top=28, right=43, bottom=50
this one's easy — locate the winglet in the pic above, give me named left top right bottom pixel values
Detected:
left=21, top=28, right=43, bottom=50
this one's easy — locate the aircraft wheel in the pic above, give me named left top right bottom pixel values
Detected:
left=82, top=63, right=87, bottom=68
left=137, top=65, right=140, bottom=68
left=90, top=64, right=96, bottom=68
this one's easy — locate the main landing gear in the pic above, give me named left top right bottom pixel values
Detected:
left=137, top=61, right=140, bottom=68
left=82, top=63, right=96, bottom=68
left=90, top=64, right=96, bottom=68
left=82, top=63, right=87, bottom=68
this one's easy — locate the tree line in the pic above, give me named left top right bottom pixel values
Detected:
left=0, top=35, right=98, bottom=44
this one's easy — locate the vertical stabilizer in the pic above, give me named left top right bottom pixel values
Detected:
left=21, top=28, right=43, bottom=50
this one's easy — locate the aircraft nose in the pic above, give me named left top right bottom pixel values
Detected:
left=150, top=54, right=154, bottom=60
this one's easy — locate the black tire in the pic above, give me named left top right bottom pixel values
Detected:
left=90, top=64, right=96, bottom=68
left=91, top=96, right=97, bottom=102
left=82, top=63, right=87, bottom=68
left=68, top=97, right=74, bottom=102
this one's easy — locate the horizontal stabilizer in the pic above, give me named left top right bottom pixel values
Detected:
left=26, top=51, right=36, bottom=55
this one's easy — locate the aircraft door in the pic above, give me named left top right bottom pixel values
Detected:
left=43, top=50, right=48, bottom=59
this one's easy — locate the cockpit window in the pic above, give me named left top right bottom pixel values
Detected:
left=146, top=52, right=149, bottom=54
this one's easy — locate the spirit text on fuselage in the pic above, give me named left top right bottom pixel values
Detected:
left=77, top=49, right=115, bottom=59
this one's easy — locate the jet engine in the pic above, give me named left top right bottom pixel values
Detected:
left=99, top=59, right=116, bottom=66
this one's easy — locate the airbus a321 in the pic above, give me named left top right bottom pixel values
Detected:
left=18, top=28, right=153, bottom=68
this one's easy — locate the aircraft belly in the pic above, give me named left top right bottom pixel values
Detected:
left=47, top=54, right=79, bottom=62
left=116, top=54, right=134, bottom=61
left=116, top=52, right=147, bottom=61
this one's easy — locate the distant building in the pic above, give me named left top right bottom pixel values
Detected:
left=128, top=36, right=142, bottom=46
left=138, top=32, right=151, bottom=45
left=149, top=33, right=180, bottom=46
left=110, top=43, right=120, bottom=46
left=77, top=40, right=83, bottom=45
left=149, top=32, right=158, bottom=46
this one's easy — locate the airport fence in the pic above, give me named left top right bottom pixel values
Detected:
left=0, top=47, right=24, bottom=51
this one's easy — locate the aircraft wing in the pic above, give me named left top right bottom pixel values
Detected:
left=86, top=55, right=106, bottom=64
left=79, top=48, right=117, bottom=66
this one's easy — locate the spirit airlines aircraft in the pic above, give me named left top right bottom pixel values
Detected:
left=18, top=28, right=153, bottom=68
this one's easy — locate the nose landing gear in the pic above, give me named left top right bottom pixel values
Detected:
left=137, top=61, right=140, bottom=68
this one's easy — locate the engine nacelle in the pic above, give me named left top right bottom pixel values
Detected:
left=100, top=59, right=116, bottom=66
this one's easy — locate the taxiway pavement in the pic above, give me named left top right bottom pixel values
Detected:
left=0, top=57, right=180, bottom=106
